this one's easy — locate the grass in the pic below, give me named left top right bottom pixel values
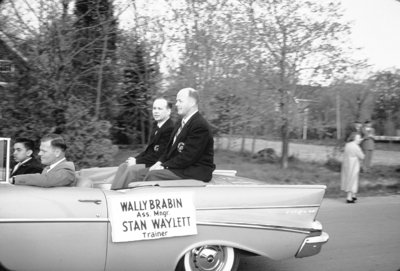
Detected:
left=231, top=136, right=400, bottom=154
left=112, top=146, right=400, bottom=198
left=289, top=138, right=400, bottom=152
left=214, top=149, right=400, bottom=198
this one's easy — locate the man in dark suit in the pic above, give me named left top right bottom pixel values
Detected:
left=11, top=138, right=43, bottom=177
left=11, top=134, right=76, bottom=187
left=361, top=120, right=375, bottom=171
left=111, top=97, right=174, bottom=189
left=143, top=87, right=215, bottom=182
left=126, top=98, right=174, bottom=167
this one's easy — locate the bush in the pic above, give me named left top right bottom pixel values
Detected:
left=252, top=148, right=279, bottom=163
left=325, top=157, right=341, bottom=172
left=63, top=98, right=118, bottom=170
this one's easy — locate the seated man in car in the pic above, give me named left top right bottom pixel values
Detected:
left=111, top=97, right=174, bottom=189
left=11, top=134, right=76, bottom=187
left=137, top=87, right=215, bottom=183
left=11, top=137, right=43, bottom=177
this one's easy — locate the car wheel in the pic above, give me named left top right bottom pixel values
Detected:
left=176, top=245, right=239, bottom=271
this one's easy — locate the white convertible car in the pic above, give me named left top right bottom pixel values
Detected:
left=0, top=138, right=328, bottom=271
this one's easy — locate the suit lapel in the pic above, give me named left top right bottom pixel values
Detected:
left=168, top=112, right=200, bottom=156
left=168, top=122, right=181, bottom=149
left=146, top=123, right=159, bottom=147
left=12, top=159, right=32, bottom=176
left=15, top=162, right=26, bottom=175
left=45, top=159, right=66, bottom=174
left=145, top=119, right=172, bottom=151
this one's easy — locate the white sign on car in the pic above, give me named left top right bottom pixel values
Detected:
left=107, top=191, right=197, bottom=242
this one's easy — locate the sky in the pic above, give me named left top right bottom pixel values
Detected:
left=7, top=0, right=400, bottom=74
left=340, top=0, right=400, bottom=71
left=117, top=0, right=400, bottom=76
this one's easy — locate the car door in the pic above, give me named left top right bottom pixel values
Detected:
left=0, top=185, right=108, bottom=271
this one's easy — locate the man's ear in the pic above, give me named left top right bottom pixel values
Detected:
left=190, top=97, right=197, bottom=107
left=26, top=149, right=33, bottom=157
left=55, top=148, right=62, bottom=158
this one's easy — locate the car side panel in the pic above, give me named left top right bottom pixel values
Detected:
left=104, top=224, right=306, bottom=271
left=0, top=185, right=108, bottom=271
left=103, top=184, right=326, bottom=270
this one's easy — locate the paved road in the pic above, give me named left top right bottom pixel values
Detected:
left=216, top=137, right=400, bottom=166
left=238, top=195, right=400, bottom=271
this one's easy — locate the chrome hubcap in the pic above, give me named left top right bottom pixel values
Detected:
left=188, top=245, right=227, bottom=271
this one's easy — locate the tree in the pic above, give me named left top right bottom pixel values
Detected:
left=63, top=96, right=118, bottom=169
left=369, top=70, right=400, bottom=135
left=0, top=1, right=71, bottom=139
left=210, top=92, right=242, bottom=149
left=114, top=35, right=161, bottom=145
left=73, top=0, right=118, bottom=120
left=0, top=80, right=56, bottom=142
left=162, top=0, right=355, bottom=167
left=244, top=0, right=353, bottom=168
left=0, top=0, right=119, bottom=167
left=165, top=0, right=272, bottom=137
left=340, top=83, right=372, bottom=122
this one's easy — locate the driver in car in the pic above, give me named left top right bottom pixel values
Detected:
left=10, top=134, right=76, bottom=187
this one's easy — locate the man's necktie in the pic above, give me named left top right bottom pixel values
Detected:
left=150, top=126, right=159, bottom=142
left=173, top=120, right=185, bottom=144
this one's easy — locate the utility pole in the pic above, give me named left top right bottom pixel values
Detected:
left=303, top=108, right=308, bottom=140
left=294, top=98, right=315, bottom=140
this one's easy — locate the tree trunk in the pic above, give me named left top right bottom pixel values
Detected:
left=251, top=126, right=257, bottom=154
left=147, top=107, right=153, bottom=143
left=336, top=87, right=341, bottom=140
left=281, top=119, right=289, bottom=169
left=240, top=125, right=246, bottom=154
left=227, top=118, right=233, bottom=150
left=280, top=89, right=290, bottom=169
left=94, top=29, right=108, bottom=120
left=140, top=112, right=146, bottom=145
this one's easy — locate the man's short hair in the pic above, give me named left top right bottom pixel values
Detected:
left=14, top=138, right=35, bottom=153
left=41, top=134, right=67, bottom=152
left=154, top=97, right=172, bottom=109
left=181, top=87, right=200, bottom=104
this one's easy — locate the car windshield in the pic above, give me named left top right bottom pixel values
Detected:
left=0, top=138, right=10, bottom=182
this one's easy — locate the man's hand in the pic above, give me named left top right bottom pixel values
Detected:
left=126, top=157, right=136, bottom=166
left=149, top=161, right=164, bottom=171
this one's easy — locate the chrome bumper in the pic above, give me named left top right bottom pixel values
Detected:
left=295, top=231, right=329, bottom=258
